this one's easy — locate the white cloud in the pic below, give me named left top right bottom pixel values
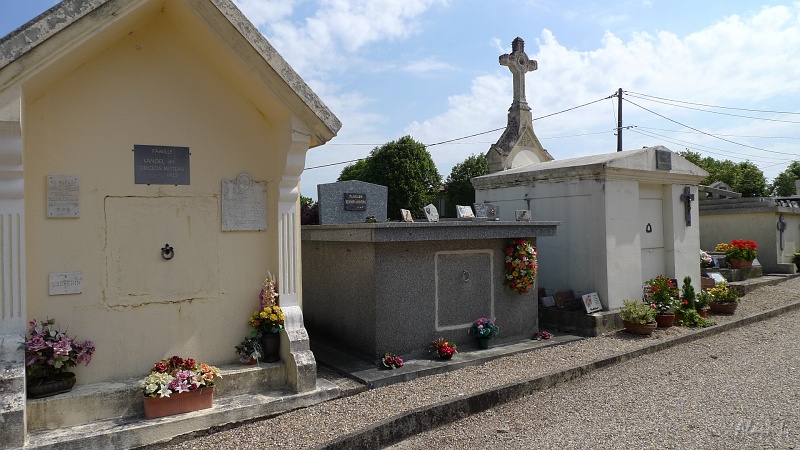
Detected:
left=232, top=0, right=297, bottom=25
left=403, top=58, right=455, bottom=75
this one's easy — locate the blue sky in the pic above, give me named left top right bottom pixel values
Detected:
left=3, top=1, right=800, bottom=199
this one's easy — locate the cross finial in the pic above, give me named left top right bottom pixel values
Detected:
left=499, top=37, right=537, bottom=111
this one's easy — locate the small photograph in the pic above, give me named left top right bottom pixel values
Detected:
left=515, top=209, right=531, bottom=221
left=456, top=205, right=475, bottom=218
left=400, top=209, right=414, bottom=222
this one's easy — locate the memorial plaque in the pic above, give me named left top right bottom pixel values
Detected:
left=485, top=204, right=500, bottom=220
left=49, top=272, right=82, bottom=295
left=655, top=149, right=672, bottom=170
left=344, top=193, right=367, bottom=211
left=221, top=173, right=267, bottom=231
left=515, top=210, right=532, bottom=221
left=134, top=144, right=190, bottom=185
left=423, top=204, right=439, bottom=222
left=582, top=292, right=603, bottom=313
left=473, top=203, right=488, bottom=218
left=456, top=205, right=475, bottom=218
left=47, top=175, right=79, bottom=218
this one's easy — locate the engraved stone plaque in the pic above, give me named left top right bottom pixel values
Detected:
left=49, top=272, right=82, bottom=295
left=655, top=149, right=672, bottom=170
left=134, top=144, right=190, bottom=185
left=344, top=193, right=367, bottom=211
left=221, top=173, right=267, bottom=231
left=47, top=175, right=79, bottom=218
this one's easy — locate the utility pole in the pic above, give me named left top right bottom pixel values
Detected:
left=616, top=88, right=623, bottom=152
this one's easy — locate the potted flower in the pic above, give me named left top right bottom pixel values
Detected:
left=504, top=238, right=538, bottom=294
left=644, top=275, right=678, bottom=327
left=700, top=250, right=714, bottom=268
left=141, top=355, right=221, bottom=419
left=707, top=280, right=741, bottom=314
left=619, top=300, right=657, bottom=335
left=22, top=318, right=95, bottom=398
left=468, top=317, right=499, bottom=349
left=429, top=337, right=457, bottom=360
left=234, top=336, right=262, bottom=365
left=791, top=251, right=800, bottom=272
left=695, top=291, right=712, bottom=317
left=247, top=273, right=284, bottom=363
left=720, top=239, right=758, bottom=268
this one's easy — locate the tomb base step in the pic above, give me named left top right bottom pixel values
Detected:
left=727, top=274, right=800, bottom=296
left=25, top=380, right=340, bottom=450
left=538, top=308, right=623, bottom=337
left=0, top=335, right=26, bottom=450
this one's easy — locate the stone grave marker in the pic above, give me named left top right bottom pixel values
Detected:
left=221, top=173, right=267, bottom=231
left=400, top=209, right=414, bottom=222
left=423, top=204, right=439, bottom=222
left=456, top=205, right=474, bottom=218
left=317, top=180, right=388, bottom=224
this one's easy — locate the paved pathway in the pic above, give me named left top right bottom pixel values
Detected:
left=388, top=308, right=800, bottom=449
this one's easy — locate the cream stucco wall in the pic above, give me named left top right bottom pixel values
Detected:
left=22, top=13, right=292, bottom=383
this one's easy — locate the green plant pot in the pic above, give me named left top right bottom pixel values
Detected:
left=477, top=337, right=490, bottom=349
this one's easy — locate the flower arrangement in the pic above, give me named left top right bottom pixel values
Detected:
left=504, top=238, right=538, bottom=294
left=381, top=352, right=404, bottom=369
left=259, top=272, right=279, bottom=310
left=142, top=355, right=221, bottom=398
left=22, top=318, right=95, bottom=380
left=721, top=239, right=758, bottom=262
left=644, top=275, right=678, bottom=314
left=531, top=331, right=552, bottom=340
left=248, top=305, right=285, bottom=336
left=707, top=281, right=740, bottom=304
left=430, top=337, right=457, bottom=357
left=696, top=291, right=712, bottom=311
left=715, top=243, right=730, bottom=253
left=700, top=251, right=713, bottom=268
left=234, top=336, right=262, bottom=363
left=468, top=317, right=499, bottom=339
left=791, top=251, right=800, bottom=264
left=620, top=300, right=657, bottom=325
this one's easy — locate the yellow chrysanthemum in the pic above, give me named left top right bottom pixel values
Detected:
left=269, top=314, right=278, bottom=322
left=259, top=311, right=267, bottom=319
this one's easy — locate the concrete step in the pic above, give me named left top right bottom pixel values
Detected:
left=25, top=379, right=340, bottom=450
left=728, top=274, right=798, bottom=296
left=0, top=335, right=26, bottom=450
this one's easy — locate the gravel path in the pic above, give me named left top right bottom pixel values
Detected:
left=164, top=278, right=800, bottom=450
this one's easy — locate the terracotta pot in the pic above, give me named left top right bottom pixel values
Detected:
left=730, top=259, right=753, bottom=269
left=259, top=332, right=280, bottom=363
left=655, top=313, right=675, bottom=328
left=27, top=372, right=76, bottom=399
left=243, top=357, right=257, bottom=365
left=622, top=320, right=657, bottom=336
left=143, top=387, right=214, bottom=419
left=675, top=312, right=684, bottom=323
left=709, top=302, right=738, bottom=314
left=698, top=310, right=708, bottom=318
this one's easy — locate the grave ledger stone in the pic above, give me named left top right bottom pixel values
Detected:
left=317, top=180, right=388, bottom=224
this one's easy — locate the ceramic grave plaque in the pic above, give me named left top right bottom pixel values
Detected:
left=221, top=173, right=267, bottom=231
left=423, top=204, right=439, bottom=222
left=456, top=205, right=475, bottom=218
left=515, top=210, right=532, bottom=221
left=400, top=209, right=414, bottom=222
left=582, top=292, right=602, bottom=313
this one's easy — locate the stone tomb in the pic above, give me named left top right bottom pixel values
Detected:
left=302, top=221, right=558, bottom=361
left=317, top=180, right=388, bottom=224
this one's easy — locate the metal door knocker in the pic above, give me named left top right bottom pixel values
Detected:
left=646, top=223, right=652, bottom=233
left=161, top=244, right=174, bottom=260
left=462, top=270, right=470, bottom=282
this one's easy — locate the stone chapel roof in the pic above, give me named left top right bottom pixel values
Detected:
left=472, top=145, right=708, bottom=189
left=0, top=0, right=341, bottom=146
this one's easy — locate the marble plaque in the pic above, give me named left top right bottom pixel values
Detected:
left=484, top=204, right=500, bottom=220
left=49, top=272, right=82, bottom=295
left=473, top=203, right=488, bottom=218
left=582, top=292, right=603, bottom=313
left=47, top=175, right=80, bottom=218
left=515, top=210, right=532, bottom=221
left=424, top=204, right=439, bottom=222
left=221, top=173, right=267, bottom=231
left=400, top=209, right=414, bottom=222
left=456, top=205, right=474, bottom=218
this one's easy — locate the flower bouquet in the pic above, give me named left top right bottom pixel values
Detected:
left=234, top=336, right=262, bottom=364
left=719, top=240, right=757, bottom=267
left=248, top=273, right=285, bottom=362
left=644, top=275, right=678, bottom=314
left=429, top=337, right=457, bottom=360
left=504, top=238, right=538, bottom=294
left=141, top=355, right=221, bottom=419
left=22, top=318, right=95, bottom=398
left=381, top=352, right=404, bottom=369
left=469, top=317, right=499, bottom=349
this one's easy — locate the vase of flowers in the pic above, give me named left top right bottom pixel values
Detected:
left=429, top=337, right=457, bottom=360
left=248, top=273, right=284, bottom=363
left=644, top=275, right=678, bottom=327
left=141, top=355, right=221, bottom=419
left=700, top=251, right=714, bottom=268
left=707, top=281, right=740, bottom=314
left=234, top=336, right=262, bottom=365
left=717, top=240, right=758, bottom=268
left=504, top=238, right=538, bottom=294
left=619, top=300, right=657, bottom=335
left=22, top=318, right=95, bottom=399
left=469, top=317, right=499, bottom=349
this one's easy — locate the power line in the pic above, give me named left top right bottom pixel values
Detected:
left=634, top=126, right=800, bottom=140
left=626, top=92, right=800, bottom=124
left=627, top=91, right=800, bottom=115
left=629, top=128, right=785, bottom=163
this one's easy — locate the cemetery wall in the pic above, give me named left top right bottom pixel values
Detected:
left=21, top=15, right=288, bottom=383
left=701, top=211, right=793, bottom=273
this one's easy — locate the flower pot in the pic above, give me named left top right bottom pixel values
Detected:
left=655, top=313, right=675, bottom=328
left=675, top=312, right=684, bottom=323
left=27, top=372, right=76, bottom=399
left=477, top=337, right=491, bottom=349
left=143, top=387, right=214, bottom=419
left=243, top=357, right=257, bottom=365
left=622, top=320, right=657, bottom=336
left=709, top=302, right=738, bottom=314
left=259, top=332, right=280, bottom=363
left=729, top=259, right=752, bottom=269
left=698, top=310, right=708, bottom=318
left=437, top=352, right=453, bottom=360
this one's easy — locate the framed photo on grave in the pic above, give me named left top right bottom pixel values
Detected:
left=515, top=210, right=532, bottom=221
left=423, top=204, right=439, bottom=222
left=456, top=205, right=474, bottom=218
left=400, top=209, right=414, bottom=222
left=582, top=292, right=603, bottom=313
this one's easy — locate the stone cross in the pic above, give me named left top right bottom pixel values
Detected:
left=680, top=186, right=695, bottom=226
left=499, top=37, right=538, bottom=111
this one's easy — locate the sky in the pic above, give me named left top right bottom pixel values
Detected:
left=3, top=1, right=800, bottom=199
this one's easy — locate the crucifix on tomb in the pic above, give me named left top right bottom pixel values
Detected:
left=486, top=37, right=553, bottom=173
left=500, top=37, right=538, bottom=111
left=680, top=186, right=695, bottom=226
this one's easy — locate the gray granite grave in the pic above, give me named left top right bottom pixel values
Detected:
left=317, top=180, right=388, bottom=224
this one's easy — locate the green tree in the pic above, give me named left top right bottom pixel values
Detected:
left=678, top=151, right=767, bottom=197
left=338, top=135, right=441, bottom=220
left=442, top=153, right=488, bottom=213
left=734, top=161, right=768, bottom=197
left=771, top=161, right=800, bottom=196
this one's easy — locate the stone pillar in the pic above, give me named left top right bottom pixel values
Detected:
left=277, top=124, right=316, bottom=393
left=0, top=89, right=26, bottom=449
